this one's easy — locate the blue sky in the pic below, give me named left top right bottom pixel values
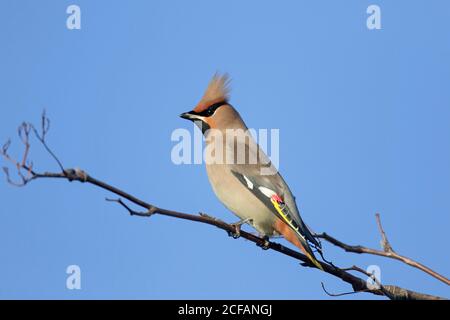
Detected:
left=0, top=1, right=449, bottom=299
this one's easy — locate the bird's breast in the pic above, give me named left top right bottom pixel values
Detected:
left=205, top=163, right=277, bottom=237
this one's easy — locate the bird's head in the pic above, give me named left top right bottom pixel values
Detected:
left=180, top=73, right=242, bottom=134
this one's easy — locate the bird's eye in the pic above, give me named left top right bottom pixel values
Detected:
left=201, top=101, right=226, bottom=117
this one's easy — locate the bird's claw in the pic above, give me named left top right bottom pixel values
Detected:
left=228, top=225, right=241, bottom=239
left=257, top=237, right=270, bottom=250
left=228, top=218, right=252, bottom=239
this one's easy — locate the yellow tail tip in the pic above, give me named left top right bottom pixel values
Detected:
left=305, top=252, right=324, bottom=271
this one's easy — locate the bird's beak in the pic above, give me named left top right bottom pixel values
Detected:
left=179, top=110, right=210, bottom=134
left=180, top=111, right=198, bottom=121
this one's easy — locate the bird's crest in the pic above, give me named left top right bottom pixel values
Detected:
left=194, top=73, right=230, bottom=112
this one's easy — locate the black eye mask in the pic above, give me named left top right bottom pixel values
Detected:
left=191, top=100, right=227, bottom=117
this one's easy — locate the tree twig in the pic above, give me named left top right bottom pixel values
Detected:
left=105, top=197, right=155, bottom=217
left=375, top=213, right=394, bottom=252
left=320, top=282, right=370, bottom=297
left=1, top=112, right=448, bottom=300
left=317, top=218, right=450, bottom=286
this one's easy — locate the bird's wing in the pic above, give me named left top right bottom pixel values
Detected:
left=230, top=166, right=323, bottom=270
left=227, top=131, right=321, bottom=246
left=224, top=130, right=323, bottom=269
left=226, top=131, right=319, bottom=247
left=229, top=166, right=320, bottom=249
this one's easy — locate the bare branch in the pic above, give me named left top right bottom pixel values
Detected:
left=2, top=166, right=28, bottom=187
left=30, top=110, right=64, bottom=172
left=342, top=265, right=395, bottom=297
left=317, top=217, right=450, bottom=286
left=320, top=282, right=370, bottom=297
left=1, top=126, right=34, bottom=186
left=18, top=122, right=31, bottom=167
left=2, top=139, right=11, bottom=155
left=1, top=113, right=448, bottom=300
left=375, top=213, right=394, bottom=252
left=106, top=197, right=155, bottom=217
left=13, top=166, right=447, bottom=299
left=41, top=109, right=50, bottom=140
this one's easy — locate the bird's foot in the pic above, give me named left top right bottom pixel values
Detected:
left=256, top=236, right=271, bottom=250
left=228, top=218, right=253, bottom=239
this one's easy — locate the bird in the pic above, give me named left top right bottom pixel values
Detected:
left=180, top=74, right=323, bottom=270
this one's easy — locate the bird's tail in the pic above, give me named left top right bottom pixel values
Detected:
left=296, top=231, right=324, bottom=271
left=271, top=197, right=324, bottom=271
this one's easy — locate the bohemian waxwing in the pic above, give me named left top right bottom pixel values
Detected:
left=180, top=74, right=323, bottom=270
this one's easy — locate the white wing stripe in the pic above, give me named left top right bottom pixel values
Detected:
left=243, top=175, right=254, bottom=189
left=258, top=186, right=277, bottom=198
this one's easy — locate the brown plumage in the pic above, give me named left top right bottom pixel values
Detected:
left=180, top=73, right=323, bottom=270
left=193, top=73, right=231, bottom=113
